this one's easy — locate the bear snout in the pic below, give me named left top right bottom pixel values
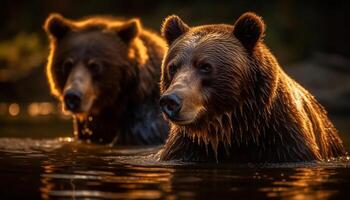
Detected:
left=63, top=90, right=82, bottom=113
left=159, top=93, right=182, bottom=119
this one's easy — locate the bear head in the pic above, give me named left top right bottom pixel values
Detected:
left=44, top=14, right=143, bottom=117
left=159, top=12, right=278, bottom=148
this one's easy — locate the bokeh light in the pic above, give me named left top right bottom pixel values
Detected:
left=28, top=103, right=39, bottom=116
left=39, top=102, right=54, bottom=115
left=8, top=103, right=20, bottom=116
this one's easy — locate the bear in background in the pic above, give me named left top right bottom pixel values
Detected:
left=44, top=14, right=168, bottom=145
left=158, top=12, right=346, bottom=162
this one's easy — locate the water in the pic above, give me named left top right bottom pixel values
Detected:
left=1, top=137, right=350, bottom=200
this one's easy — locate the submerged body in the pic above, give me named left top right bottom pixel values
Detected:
left=158, top=12, right=346, bottom=162
left=44, top=14, right=168, bottom=145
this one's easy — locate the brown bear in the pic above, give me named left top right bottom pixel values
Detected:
left=157, top=12, right=346, bottom=162
left=44, top=13, right=168, bottom=145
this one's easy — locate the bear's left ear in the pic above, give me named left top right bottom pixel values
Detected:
left=116, top=19, right=141, bottom=43
left=233, top=12, right=265, bottom=51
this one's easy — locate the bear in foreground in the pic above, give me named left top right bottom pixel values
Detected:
left=44, top=14, right=168, bottom=145
left=157, top=12, right=346, bottom=162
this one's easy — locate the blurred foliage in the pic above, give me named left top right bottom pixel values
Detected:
left=0, top=0, right=349, bottom=64
left=0, top=33, right=45, bottom=81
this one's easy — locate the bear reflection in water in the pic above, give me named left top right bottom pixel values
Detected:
left=158, top=12, right=346, bottom=163
left=43, top=14, right=168, bottom=145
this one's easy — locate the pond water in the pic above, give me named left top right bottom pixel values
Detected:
left=0, top=115, right=350, bottom=199
left=0, top=136, right=350, bottom=200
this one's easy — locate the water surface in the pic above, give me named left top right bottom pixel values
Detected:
left=1, top=137, right=350, bottom=200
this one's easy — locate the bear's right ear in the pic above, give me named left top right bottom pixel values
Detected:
left=117, top=19, right=141, bottom=43
left=161, top=15, right=189, bottom=46
left=44, top=13, right=72, bottom=40
left=233, top=12, right=265, bottom=52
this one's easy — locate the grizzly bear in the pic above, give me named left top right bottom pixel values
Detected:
left=44, top=13, right=168, bottom=145
left=157, top=12, right=346, bottom=162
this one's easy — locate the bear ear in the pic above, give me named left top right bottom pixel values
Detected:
left=116, top=19, right=141, bottom=43
left=161, top=15, right=189, bottom=46
left=44, top=13, right=72, bottom=40
left=233, top=12, right=265, bottom=51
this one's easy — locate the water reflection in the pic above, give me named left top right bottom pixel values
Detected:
left=260, top=168, right=337, bottom=199
left=34, top=141, right=174, bottom=199
left=39, top=162, right=174, bottom=199
left=1, top=138, right=350, bottom=199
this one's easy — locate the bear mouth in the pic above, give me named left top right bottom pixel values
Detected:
left=163, top=111, right=200, bottom=126
left=170, top=118, right=194, bottom=125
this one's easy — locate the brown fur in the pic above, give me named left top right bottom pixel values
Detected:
left=158, top=12, right=346, bottom=162
left=44, top=14, right=168, bottom=144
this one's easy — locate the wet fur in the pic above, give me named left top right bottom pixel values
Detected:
left=158, top=13, right=346, bottom=162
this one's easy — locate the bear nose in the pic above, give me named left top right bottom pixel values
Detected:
left=159, top=93, right=182, bottom=118
left=64, top=90, right=82, bottom=112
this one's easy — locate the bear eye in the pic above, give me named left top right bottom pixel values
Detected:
left=168, top=64, right=178, bottom=78
left=88, top=61, right=103, bottom=77
left=62, top=58, right=74, bottom=75
left=198, top=63, right=212, bottom=74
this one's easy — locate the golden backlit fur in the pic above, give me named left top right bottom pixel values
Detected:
left=43, top=13, right=169, bottom=144
left=44, top=14, right=165, bottom=100
left=158, top=12, right=346, bottom=162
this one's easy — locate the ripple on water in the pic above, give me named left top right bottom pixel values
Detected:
left=0, top=137, right=74, bottom=154
left=48, top=190, right=163, bottom=199
left=1, top=137, right=350, bottom=200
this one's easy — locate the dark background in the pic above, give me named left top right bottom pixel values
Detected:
left=0, top=0, right=349, bottom=142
